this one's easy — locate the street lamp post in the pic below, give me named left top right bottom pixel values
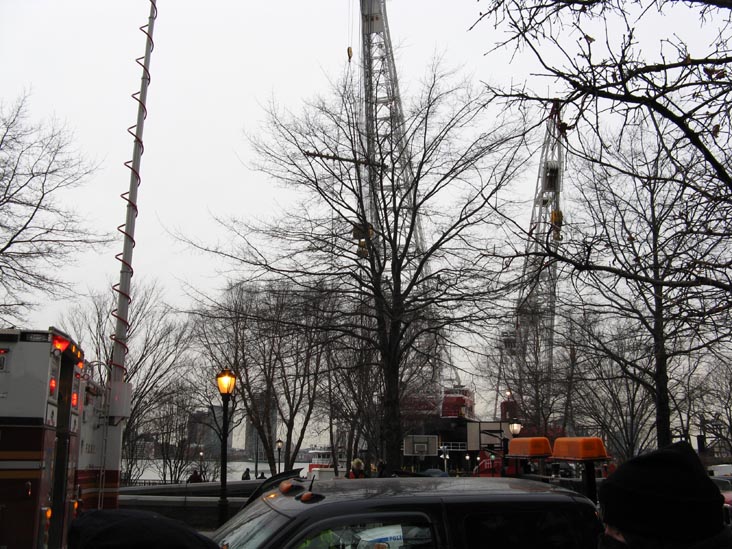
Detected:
left=216, top=368, right=236, bottom=527
left=254, top=433, right=259, bottom=478
left=276, top=439, right=284, bottom=474
left=508, top=419, right=523, bottom=476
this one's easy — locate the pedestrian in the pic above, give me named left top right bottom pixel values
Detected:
left=187, top=469, right=203, bottom=484
left=241, top=467, right=251, bottom=480
left=597, top=441, right=732, bottom=548
left=257, top=472, right=266, bottom=479
left=377, top=461, right=387, bottom=478
left=347, top=458, right=366, bottom=479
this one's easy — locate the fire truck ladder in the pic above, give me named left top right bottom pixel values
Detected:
left=100, top=0, right=158, bottom=506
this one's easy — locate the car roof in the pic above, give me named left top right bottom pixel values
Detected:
left=264, top=476, right=593, bottom=517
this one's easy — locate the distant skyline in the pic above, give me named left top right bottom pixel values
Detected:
left=2, top=1, right=522, bottom=329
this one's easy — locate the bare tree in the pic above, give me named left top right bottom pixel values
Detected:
left=567, top=317, right=657, bottom=461
left=699, top=351, right=732, bottom=457
left=475, top=1, right=732, bottom=449
left=149, top=382, right=197, bottom=484
left=184, top=67, right=528, bottom=470
left=478, top=0, right=732, bottom=228
left=556, top=123, right=731, bottom=446
left=62, top=280, right=193, bottom=482
left=0, top=95, right=108, bottom=321
left=190, top=282, right=324, bottom=475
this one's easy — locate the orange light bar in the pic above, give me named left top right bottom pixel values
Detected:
left=552, top=437, right=609, bottom=461
left=52, top=335, right=70, bottom=353
left=507, top=437, right=552, bottom=458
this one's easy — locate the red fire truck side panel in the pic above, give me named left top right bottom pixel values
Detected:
left=0, top=424, right=56, bottom=549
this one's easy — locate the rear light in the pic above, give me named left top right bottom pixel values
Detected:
left=49, top=378, right=57, bottom=396
left=42, top=506, right=52, bottom=547
left=52, top=335, right=70, bottom=353
left=71, top=392, right=79, bottom=408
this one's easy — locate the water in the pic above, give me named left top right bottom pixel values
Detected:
left=138, top=460, right=310, bottom=481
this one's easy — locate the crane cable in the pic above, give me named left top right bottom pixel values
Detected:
left=347, top=0, right=354, bottom=63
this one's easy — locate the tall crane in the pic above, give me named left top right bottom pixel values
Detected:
left=506, top=100, right=566, bottom=430
left=357, top=0, right=472, bottom=419
left=358, top=0, right=426, bottom=260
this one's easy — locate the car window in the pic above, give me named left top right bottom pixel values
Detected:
left=213, top=501, right=291, bottom=549
left=293, top=518, right=435, bottom=549
left=460, top=506, right=600, bottom=549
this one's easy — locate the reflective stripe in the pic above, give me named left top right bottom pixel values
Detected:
left=0, top=460, right=43, bottom=469
left=0, top=450, right=43, bottom=460
left=0, top=469, right=42, bottom=478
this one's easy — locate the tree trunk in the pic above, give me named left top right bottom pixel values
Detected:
left=382, top=357, right=402, bottom=473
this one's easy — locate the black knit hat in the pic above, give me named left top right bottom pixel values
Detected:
left=598, top=442, right=724, bottom=542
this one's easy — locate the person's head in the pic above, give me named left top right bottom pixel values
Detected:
left=598, top=442, right=724, bottom=546
left=352, top=458, right=364, bottom=471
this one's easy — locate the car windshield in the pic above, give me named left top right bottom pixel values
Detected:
left=213, top=500, right=290, bottom=549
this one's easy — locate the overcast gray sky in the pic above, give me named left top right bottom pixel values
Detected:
left=2, top=1, right=524, bottom=328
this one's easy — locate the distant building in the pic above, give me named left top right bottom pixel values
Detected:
left=244, top=392, right=278, bottom=459
left=187, top=406, right=232, bottom=458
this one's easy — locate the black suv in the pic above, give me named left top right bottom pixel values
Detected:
left=212, top=476, right=601, bottom=548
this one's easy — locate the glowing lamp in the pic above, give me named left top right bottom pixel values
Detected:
left=216, top=368, right=236, bottom=395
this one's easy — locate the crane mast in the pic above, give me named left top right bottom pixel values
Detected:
left=358, top=0, right=470, bottom=418
left=509, top=100, right=566, bottom=427
left=359, top=0, right=426, bottom=258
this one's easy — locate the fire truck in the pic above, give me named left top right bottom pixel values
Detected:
left=0, top=327, right=130, bottom=548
